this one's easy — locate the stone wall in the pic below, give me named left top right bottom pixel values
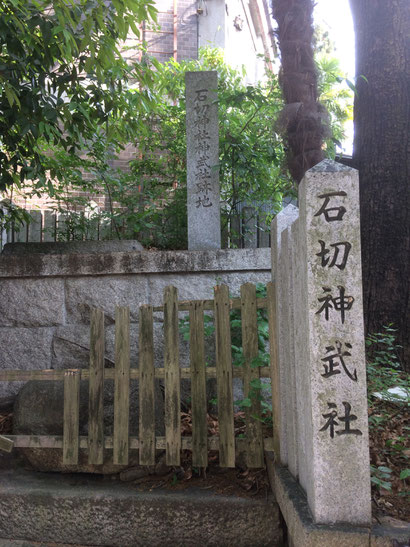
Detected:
left=0, top=247, right=270, bottom=400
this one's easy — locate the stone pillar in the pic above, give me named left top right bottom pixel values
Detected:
left=271, top=204, right=299, bottom=468
left=185, top=71, right=221, bottom=250
left=271, top=159, right=371, bottom=526
left=298, top=159, right=371, bottom=524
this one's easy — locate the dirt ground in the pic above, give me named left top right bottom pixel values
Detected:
left=368, top=400, right=410, bottom=523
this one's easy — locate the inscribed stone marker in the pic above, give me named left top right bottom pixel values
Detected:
left=185, top=71, right=221, bottom=250
left=299, top=159, right=371, bottom=525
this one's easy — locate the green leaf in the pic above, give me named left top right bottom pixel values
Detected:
left=238, top=397, right=252, bottom=408
left=377, top=466, right=392, bottom=474
left=250, top=378, right=264, bottom=389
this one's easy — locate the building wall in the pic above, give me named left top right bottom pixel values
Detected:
left=145, top=0, right=198, bottom=62
left=198, top=0, right=275, bottom=84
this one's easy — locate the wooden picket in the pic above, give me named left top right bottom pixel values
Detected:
left=190, top=300, right=207, bottom=468
left=214, top=284, right=235, bottom=468
left=63, top=370, right=81, bottom=465
left=164, top=286, right=181, bottom=466
left=113, top=306, right=130, bottom=465
left=139, top=305, right=156, bottom=466
left=0, top=283, right=278, bottom=469
left=241, top=283, right=264, bottom=468
left=88, top=308, right=105, bottom=465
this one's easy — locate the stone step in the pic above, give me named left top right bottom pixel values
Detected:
left=0, top=469, right=283, bottom=546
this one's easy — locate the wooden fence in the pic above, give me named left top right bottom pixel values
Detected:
left=0, top=283, right=279, bottom=468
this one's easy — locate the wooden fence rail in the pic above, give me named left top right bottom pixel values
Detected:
left=0, top=283, right=278, bottom=468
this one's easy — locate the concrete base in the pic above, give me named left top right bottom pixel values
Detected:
left=266, top=456, right=410, bottom=547
left=0, top=469, right=283, bottom=546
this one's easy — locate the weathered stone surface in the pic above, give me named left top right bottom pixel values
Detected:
left=0, top=278, right=64, bottom=327
left=0, top=328, right=54, bottom=399
left=291, top=219, right=310, bottom=490
left=309, top=158, right=352, bottom=172
left=119, top=466, right=151, bottom=482
left=52, top=324, right=99, bottom=370
left=186, top=71, right=221, bottom=250
left=148, top=271, right=271, bottom=306
left=13, top=380, right=89, bottom=436
left=148, top=273, right=217, bottom=306
left=0, top=248, right=270, bottom=278
left=2, top=239, right=143, bottom=255
left=153, top=321, right=189, bottom=367
left=215, top=271, right=271, bottom=295
left=0, top=468, right=282, bottom=546
left=271, top=204, right=299, bottom=467
left=298, top=161, right=371, bottom=524
left=13, top=448, right=141, bottom=476
left=280, top=227, right=298, bottom=477
left=13, top=378, right=164, bottom=473
left=271, top=458, right=410, bottom=546
left=270, top=160, right=371, bottom=526
left=370, top=522, right=410, bottom=547
left=65, top=275, right=150, bottom=323
left=51, top=324, right=138, bottom=369
left=267, top=462, right=371, bottom=547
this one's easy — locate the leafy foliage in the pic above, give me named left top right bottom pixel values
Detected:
left=179, top=282, right=272, bottom=423
left=316, top=56, right=353, bottom=156
left=366, top=325, right=408, bottom=406
left=23, top=48, right=293, bottom=248
left=366, top=326, right=409, bottom=504
left=126, top=48, right=291, bottom=247
left=0, top=0, right=157, bottom=191
left=1, top=26, right=353, bottom=248
left=370, top=465, right=393, bottom=491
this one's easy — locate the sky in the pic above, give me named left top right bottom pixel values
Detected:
left=313, top=0, right=355, bottom=153
left=314, top=0, right=355, bottom=77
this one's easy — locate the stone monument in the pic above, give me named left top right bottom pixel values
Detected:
left=185, top=71, right=221, bottom=250
left=271, top=159, right=371, bottom=525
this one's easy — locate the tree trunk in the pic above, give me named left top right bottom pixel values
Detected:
left=350, top=0, right=410, bottom=369
left=271, top=0, right=327, bottom=182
